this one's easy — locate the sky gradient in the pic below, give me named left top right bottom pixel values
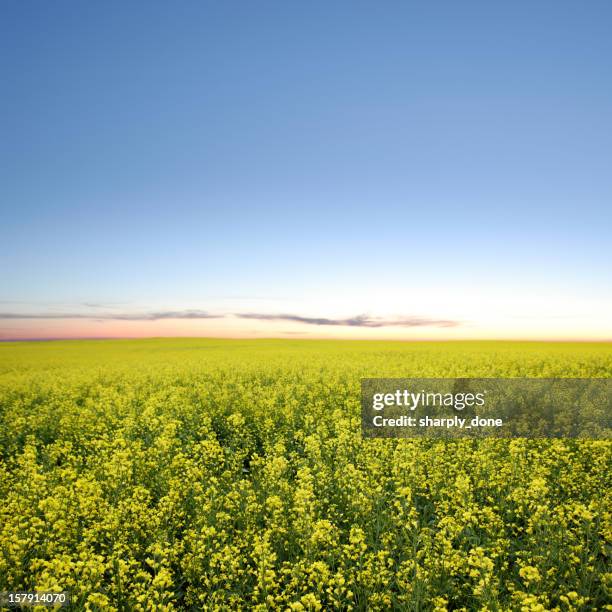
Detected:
left=1, top=1, right=611, bottom=340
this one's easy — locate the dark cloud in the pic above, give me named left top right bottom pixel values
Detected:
left=0, top=310, right=222, bottom=321
left=0, top=310, right=460, bottom=328
left=236, top=313, right=460, bottom=328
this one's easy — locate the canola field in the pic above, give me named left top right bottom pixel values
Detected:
left=0, top=339, right=610, bottom=611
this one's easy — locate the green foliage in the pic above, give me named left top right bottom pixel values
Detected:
left=0, top=340, right=610, bottom=610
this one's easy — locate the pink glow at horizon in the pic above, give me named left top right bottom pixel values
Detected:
left=1, top=316, right=610, bottom=342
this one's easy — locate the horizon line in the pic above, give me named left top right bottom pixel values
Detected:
left=1, top=336, right=611, bottom=344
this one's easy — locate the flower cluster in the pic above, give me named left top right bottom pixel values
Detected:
left=0, top=339, right=610, bottom=610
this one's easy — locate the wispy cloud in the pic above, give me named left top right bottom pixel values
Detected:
left=0, top=310, right=222, bottom=321
left=82, top=302, right=130, bottom=309
left=236, top=313, right=460, bottom=328
left=0, top=310, right=461, bottom=328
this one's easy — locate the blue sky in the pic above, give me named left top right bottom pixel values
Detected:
left=1, top=1, right=611, bottom=339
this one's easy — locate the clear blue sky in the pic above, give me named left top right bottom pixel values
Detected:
left=1, top=1, right=611, bottom=339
